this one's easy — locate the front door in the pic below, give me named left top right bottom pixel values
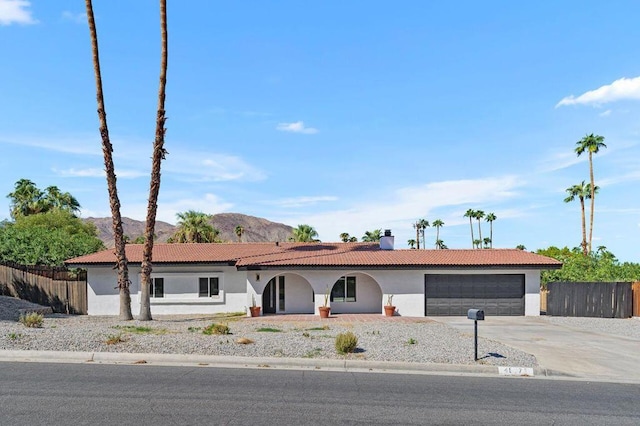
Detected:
left=262, top=278, right=277, bottom=314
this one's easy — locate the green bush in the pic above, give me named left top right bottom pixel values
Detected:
left=19, top=312, right=44, bottom=328
left=335, top=331, right=358, bottom=354
left=203, top=323, right=230, bottom=335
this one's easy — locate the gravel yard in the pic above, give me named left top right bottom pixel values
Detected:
left=0, top=296, right=535, bottom=367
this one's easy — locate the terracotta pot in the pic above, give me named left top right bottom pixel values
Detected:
left=384, top=305, right=396, bottom=317
left=249, top=306, right=261, bottom=317
left=318, top=306, right=331, bottom=319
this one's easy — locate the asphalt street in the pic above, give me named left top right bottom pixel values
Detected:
left=1, top=362, right=639, bottom=425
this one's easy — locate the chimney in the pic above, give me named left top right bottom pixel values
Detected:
left=380, top=229, right=394, bottom=250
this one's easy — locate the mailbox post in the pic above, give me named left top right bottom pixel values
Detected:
left=467, top=309, right=485, bottom=361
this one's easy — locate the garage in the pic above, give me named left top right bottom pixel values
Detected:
left=425, top=274, right=525, bottom=316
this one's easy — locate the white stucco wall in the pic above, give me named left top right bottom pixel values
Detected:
left=86, top=264, right=544, bottom=317
left=87, top=265, right=250, bottom=316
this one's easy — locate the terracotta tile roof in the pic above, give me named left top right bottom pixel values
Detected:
left=66, top=242, right=562, bottom=269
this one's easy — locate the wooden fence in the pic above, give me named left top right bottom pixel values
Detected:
left=633, top=282, right=640, bottom=317
left=540, top=289, right=548, bottom=313
left=546, top=282, right=633, bottom=318
left=0, top=263, right=87, bottom=314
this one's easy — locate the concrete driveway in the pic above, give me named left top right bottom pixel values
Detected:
left=433, top=316, right=640, bottom=383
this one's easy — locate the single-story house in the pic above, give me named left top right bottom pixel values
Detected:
left=65, top=234, right=561, bottom=317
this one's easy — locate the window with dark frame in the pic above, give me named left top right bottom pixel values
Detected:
left=199, top=277, right=220, bottom=297
left=330, top=276, right=356, bottom=302
left=150, top=277, right=164, bottom=298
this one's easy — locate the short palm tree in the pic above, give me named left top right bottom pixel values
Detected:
left=407, top=239, right=416, bottom=249
left=575, top=133, right=606, bottom=253
left=235, top=225, right=245, bottom=242
left=170, top=211, right=219, bottom=243
left=291, top=224, right=319, bottom=242
left=362, top=229, right=382, bottom=242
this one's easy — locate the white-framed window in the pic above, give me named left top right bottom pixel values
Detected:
left=199, top=277, right=220, bottom=297
left=331, top=276, right=356, bottom=302
left=150, top=277, right=164, bottom=298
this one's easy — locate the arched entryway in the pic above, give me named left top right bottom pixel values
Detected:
left=262, top=273, right=314, bottom=314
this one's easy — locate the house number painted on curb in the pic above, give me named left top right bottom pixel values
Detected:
left=498, top=366, right=534, bottom=377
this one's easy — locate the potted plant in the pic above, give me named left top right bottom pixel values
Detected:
left=318, top=286, right=331, bottom=319
left=249, top=294, right=261, bottom=317
left=384, top=294, right=396, bottom=317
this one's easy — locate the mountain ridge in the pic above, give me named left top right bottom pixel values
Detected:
left=85, top=213, right=295, bottom=248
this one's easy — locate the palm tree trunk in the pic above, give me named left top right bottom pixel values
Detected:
left=435, top=226, right=440, bottom=248
left=588, top=152, right=595, bottom=254
left=85, top=0, right=132, bottom=320
left=140, top=0, right=168, bottom=321
left=477, top=219, right=483, bottom=249
left=489, top=222, right=493, bottom=249
left=580, top=197, right=588, bottom=256
left=415, top=226, right=420, bottom=250
left=468, top=218, right=474, bottom=248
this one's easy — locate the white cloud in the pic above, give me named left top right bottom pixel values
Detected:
left=277, top=176, right=522, bottom=243
left=598, top=170, right=640, bottom=187
left=556, top=76, right=640, bottom=107
left=61, top=11, right=86, bottom=24
left=164, top=151, right=266, bottom=182
left=537, top=151, right=583, bottom=173
left=599, top=109, right=612, bottom=117
left=52, top=167, right=147, bottom=179
left=122, top=193, right=234, bottom=224
left=276, top=121, right=319, bottom=134
left=268, top=196, right=338, bottom=208
left=0, top=134, right=102, bottom=156
left=0, top=0, right=37, bottom=25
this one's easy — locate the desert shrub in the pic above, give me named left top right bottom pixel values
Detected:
left=335, top=331, right=358, bottom=354
left=203, top=323, right=230, bottom=335
left=19, top=312, right=43, bottom=328
left=105, top=333, right=127, bottom=345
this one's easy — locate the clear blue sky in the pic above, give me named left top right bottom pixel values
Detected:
left=1, top=1, right=639, bottom=261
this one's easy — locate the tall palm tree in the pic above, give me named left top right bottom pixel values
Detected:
left=85, top=0, right=132, bottom=320
left=362, top=229, right=383, bottom=242
left=484, top=213, right=496, bottom=248
left=290, top=224, right=319, bottom=242
left=418, top=219, right=429, bottom=249
left=463, top=209, right=475, bottom=248
left=474, top=210, right=485, bottom=248
left=431, top=219, right=444, bottom=248
left=170, top=211, right=219, bottom=243
left=575, top=133, right=606, bottom=253
left=139, top=0, right=169, bottom=321
left=564, top=181, right=590, bottom=256
left=8, top=179, right=43, bottom=218
left=407, top=239, right=416, bottom=249
left=235, top=225, right=245, bottom=242
left=43, top=186, right=81, bottom=215
left=412, top=221, right=421, bottom=249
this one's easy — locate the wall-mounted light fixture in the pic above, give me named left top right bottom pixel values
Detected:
left=256, top=273, right=260, bottom=282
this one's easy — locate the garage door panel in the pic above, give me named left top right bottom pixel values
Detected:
left=425, top=274, right=525, bottom=316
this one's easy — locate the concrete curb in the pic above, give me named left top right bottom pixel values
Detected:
left=0, top=349, right=545, bottom=378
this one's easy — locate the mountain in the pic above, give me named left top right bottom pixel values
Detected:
left=85, top=213, right=294, bottom=247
